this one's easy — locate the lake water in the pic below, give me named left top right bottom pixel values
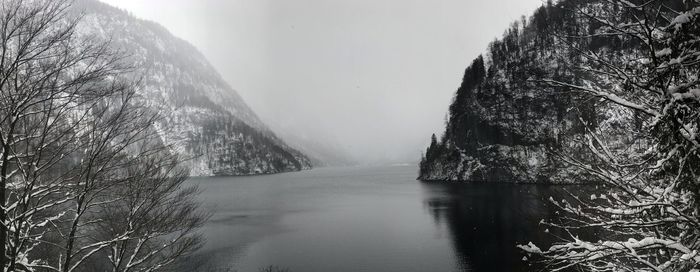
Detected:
left=183, top=165, right=580, bottom=272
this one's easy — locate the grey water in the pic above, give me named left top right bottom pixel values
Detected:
left=183, top=165, right=582, bottom=272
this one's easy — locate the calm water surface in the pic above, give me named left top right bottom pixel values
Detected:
left=183, top=166, right=579, bottom=272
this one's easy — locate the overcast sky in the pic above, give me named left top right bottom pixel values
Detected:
left=100, top=0, right=543, bottom=164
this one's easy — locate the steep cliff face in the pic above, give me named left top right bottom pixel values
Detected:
left=75, top=0, right=312, bottom=176
left=419, top=0, right=646, bottom=183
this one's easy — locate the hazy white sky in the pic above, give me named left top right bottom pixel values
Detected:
left=100, top=0, right=543, bottom=164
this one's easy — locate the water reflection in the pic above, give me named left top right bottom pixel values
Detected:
left=179, top=167, right=596, bottom=272
left=420, top=182, right=575, bottom=272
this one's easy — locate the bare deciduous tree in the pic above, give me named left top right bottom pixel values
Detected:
left=0, top=0, right=205, bottom=271
left=520, top=0, right=700, bottom=271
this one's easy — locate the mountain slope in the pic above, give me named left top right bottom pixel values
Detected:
left=75, top=0, right=312, bottom=176
left=418, top=0, right=654, bottom=183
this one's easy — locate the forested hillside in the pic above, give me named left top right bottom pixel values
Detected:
left=419, top=0, right=676, bottom=183
left=75, top=0, right=312, bottom=176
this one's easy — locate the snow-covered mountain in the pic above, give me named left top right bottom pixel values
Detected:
left=74, top=0, right=312, bottom=176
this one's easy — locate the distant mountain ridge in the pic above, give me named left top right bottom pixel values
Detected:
left=76, top=0, right=312, bottom=176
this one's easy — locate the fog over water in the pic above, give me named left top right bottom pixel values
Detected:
left=100, top=0, right=543, bottom=164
